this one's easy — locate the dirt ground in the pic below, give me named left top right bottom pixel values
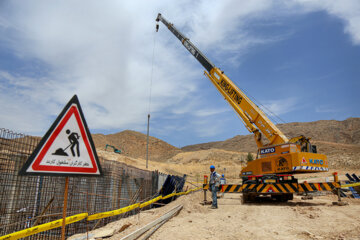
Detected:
left=70, top=190, right=360, bottom=240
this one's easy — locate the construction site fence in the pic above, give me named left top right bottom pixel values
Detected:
left=0, top=187, right=202, bottom=240
left=0, top=128, right=186, bottom=239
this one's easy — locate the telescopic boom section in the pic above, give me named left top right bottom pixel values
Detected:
left=156, top=14, right=215, bottom=72
left=156, top=13, right=288, bottom=147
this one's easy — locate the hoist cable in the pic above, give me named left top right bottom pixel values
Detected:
left=239, top=87, right=287, bottom=125
left=146, top=24, right=158, bottom=169
left=148, top=27, right=158, bottom=114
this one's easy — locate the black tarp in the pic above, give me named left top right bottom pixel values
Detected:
left=156, top=174, right=187, bottom=205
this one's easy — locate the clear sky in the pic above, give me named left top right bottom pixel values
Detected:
left=0, top=1, right=359, bottom=147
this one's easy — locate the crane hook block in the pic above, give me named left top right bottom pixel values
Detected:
left=156, top=23, right=159, bottom=32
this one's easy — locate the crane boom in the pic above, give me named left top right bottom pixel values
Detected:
left=156, top=13, right=288, bottom=147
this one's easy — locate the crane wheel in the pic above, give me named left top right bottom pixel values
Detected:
left=271, top=193, right=293, bottom=202
left=242, top=193, right=257, bottom=204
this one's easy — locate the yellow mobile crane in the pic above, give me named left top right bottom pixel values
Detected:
left=156, top=14, right=332, bottom=201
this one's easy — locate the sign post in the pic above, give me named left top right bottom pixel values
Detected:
left=61, top=177, right=69, bottom=240
left=19, top=95, right=102, bottom=239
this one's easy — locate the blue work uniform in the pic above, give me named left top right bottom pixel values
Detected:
left=209, top=171, right=221, bottom=208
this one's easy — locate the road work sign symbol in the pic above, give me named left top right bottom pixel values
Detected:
left=52, top=129, right=81, bottom=157
left=19, top=95, right=102, bottom=176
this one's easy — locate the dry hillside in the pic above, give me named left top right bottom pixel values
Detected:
left=91, top=118, right=359, bottom=171
left=182, top=118, right=360, bottom=151
left=181, top=118, right=360, bottom=168
left=92, top=130, right=181, bottom=162
left=97, top=148, right=248, bottom=181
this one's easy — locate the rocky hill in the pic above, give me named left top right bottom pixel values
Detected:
left=91, top=118, right=359, bottom=168
left=181, top=118, right=360, bottom=168
left=182, top=118, right=360, bottom=151
left=278, top=118, right=360, bottom=144
left=92, top=130, right=181, bottom=162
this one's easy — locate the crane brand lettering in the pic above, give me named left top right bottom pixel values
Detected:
left=309, top=159, right=324, bottom=165
left=220, top=79, right=243, bottom=105
left=260, top=147, right=275, bottom=155
left=183, top=41, right=197, bottom=57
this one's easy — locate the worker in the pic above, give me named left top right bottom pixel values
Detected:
left=220, top=174, right=226, bottom=197
left=66, top=129, right=80, bottom=157
left=209, top=165, right=221, bottom=209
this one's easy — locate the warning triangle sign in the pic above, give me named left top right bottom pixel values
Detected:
left=267, top=186, right=275, bottom=193
left=19, top=95, right=102, bottom=176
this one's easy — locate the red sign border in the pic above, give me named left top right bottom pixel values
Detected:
left=32, top=105, right=98, bottom=173
left=19, top=95, right=103, bottom=176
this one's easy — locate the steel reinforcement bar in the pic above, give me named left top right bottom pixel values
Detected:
left=0, top=187, right=202, bottom=240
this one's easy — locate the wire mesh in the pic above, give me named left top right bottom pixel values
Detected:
left=0, top=128, right=161, bottom=239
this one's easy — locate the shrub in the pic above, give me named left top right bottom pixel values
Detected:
left=246, top=152, right=254, bottom=162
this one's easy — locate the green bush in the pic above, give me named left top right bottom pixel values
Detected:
left=246, top=152, right=254, bottom=162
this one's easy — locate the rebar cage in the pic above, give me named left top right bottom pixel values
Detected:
left=0, top=128, right=160, bottom=239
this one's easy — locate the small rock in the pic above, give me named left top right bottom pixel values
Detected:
left=303, top=230, right=314, bottom=236
left=93, top=229, right=116, bottom=238
left=337, top=234, right=345, bottom=240
left=332, top=201, right=349, bottom=206
left=118, top=223, right=131, bottom=233
left=308, top=214, right=315, bottom=219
